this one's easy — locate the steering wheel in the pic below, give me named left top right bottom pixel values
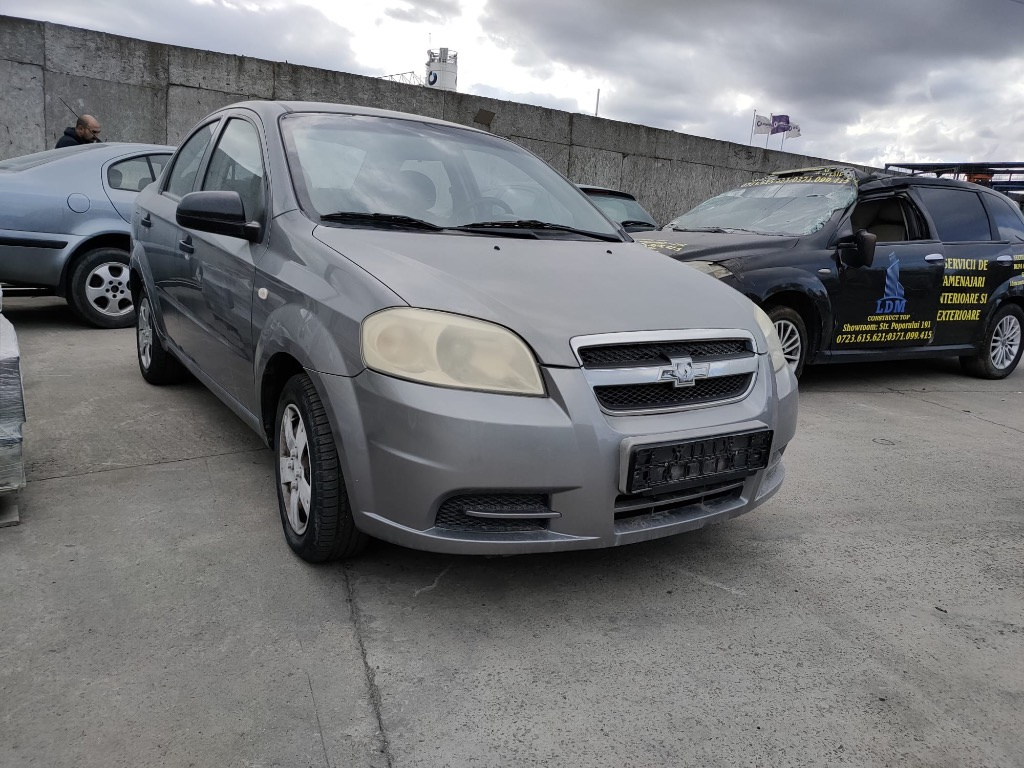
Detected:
left=453, top=196, right=515, bottom=221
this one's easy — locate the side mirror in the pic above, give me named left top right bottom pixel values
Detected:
left=838, top=228, right=877, bottom=268
left=177, top=190, right=261, bottom=243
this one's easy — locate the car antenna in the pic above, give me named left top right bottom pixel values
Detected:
left=58, top=96, right=80, bottom=119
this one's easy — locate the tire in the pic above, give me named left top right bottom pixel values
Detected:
left=68, top=247, right=135, bottom=328
left=768, top=305, right=808, bottom=378
left=136, top=293, right=187, bottom=385
left=275, top=373, right=368, bottom=563
left=960, top=303, right=1023, bottom=379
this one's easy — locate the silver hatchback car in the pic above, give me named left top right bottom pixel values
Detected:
left=130, top=101, right=798, bottom=562
left=0, top=143, right=173, bottom=327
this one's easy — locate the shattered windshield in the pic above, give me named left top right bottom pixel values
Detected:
left=667, top=172, right=858, bottom=236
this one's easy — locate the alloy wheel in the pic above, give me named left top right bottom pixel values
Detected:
left=279, top=404, right=312, bottom=535
left=774, top=318, right=803, bottom=371
left=84, top=262, right=133, bottom=318
left=990, top=313, right=1022, bottom=370
left=137, top=299, right=153, bottom=370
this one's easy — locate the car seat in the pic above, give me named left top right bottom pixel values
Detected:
left=107, top=167, right=123, bottom=189
left=398, top=169, right=437, bottom=217
left=851, top=199, right=907, bottom=242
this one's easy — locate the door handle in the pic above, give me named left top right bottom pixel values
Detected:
left=996, top=254, right=1014, bottom=265
left=924, top=253, right=944, bottom=263
left=178, top=237, right=194, bottom=255
left=140, top=214, right=152, bottom=228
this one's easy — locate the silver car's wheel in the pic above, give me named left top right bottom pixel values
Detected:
left=274, top=373, right=367, bottom=562
left=135, top=292, right=186, bottom=385
left=278, top=403, right=312, bottom=536
left=68, top=247, right=136, bottom=329
left=84, top=261, right=133, bottom=318
left=137, top=298, right=154, bottom=370
left=990, top=312, right=1021, bottom=370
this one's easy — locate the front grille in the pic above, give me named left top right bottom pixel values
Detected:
left=434, top=493, right=551, bottom=533
left=595, top=374, right=752, bottom=411
left=580, top=340, right=749, bottom=368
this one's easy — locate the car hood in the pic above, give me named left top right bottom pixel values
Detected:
left=313, top=227, right=760, bottom=367
left=635, top=230, right=801, bottom=268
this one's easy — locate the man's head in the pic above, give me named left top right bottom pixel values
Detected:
left=75, top=115, right=101, bottom=143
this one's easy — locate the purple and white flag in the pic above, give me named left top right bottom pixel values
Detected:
left=770, top=115, right=791, bottom=134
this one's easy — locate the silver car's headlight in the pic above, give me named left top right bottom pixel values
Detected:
left=686, top=260, right=733, bottom=280
left=361, top=308, right=545, bottom=396
left=753, top=305, right=787, bottom=374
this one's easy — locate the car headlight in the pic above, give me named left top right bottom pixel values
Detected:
left=361, top=308, right=545, bottom=396
left=686, top=260, right=733, bottom=280
left=753, top=305, right=787, bottom=374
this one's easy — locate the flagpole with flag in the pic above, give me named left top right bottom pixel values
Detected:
left=752, top=112, right=771, bottom=145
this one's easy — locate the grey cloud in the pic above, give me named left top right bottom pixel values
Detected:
left=479, top=0, right=1024, bottom=163
left=5, top=0, right=369, bottom=75
left=385, top=0, right=462, bottom=24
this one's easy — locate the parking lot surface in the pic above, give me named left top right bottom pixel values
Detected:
left=1, top=296, right=1022, bottom=768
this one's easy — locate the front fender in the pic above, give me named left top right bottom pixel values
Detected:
left=730, top=266, right=834, bottom=358
left=254, top=301, right=356, bottom=385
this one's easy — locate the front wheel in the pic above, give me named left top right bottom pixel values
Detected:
left=68, top=247, right=135, bottom=328
left=275, top=373, right=368, bottom=563
left=768, top=306, right=808, bottom=378
left=960, top=304, right=1023, bottom=379
left=136, top=292, right=187, bottom=385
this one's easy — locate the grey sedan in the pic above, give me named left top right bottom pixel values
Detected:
left=131, top=101, right=798, bottom=562
left=0, top=143, right=173, bottom=327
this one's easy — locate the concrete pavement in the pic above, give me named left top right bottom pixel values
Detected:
left=1, top=296, right=1022, bottom=767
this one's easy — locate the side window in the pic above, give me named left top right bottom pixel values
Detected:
left=849, top=196, right=921, bottom=242
left=985, top=194, right=1024, bottom=242
left=916, top=187, right=993, bottom=242
left=202, top=118, right=266, bottom=221
left=165, top=123, right=216, bottom=198
left=107, top=154, right=171, bottom=192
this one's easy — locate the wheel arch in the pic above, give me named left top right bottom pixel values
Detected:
left=260, top=352, right=307, bottom=447
left=58, top=232, right=131, bottom=297
left=759, top=289, right=826, bottom=362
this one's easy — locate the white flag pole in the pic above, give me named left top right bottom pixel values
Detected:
left=749, top=110, right=756, bottom=145
left=765, top=115, right=772, bottom=149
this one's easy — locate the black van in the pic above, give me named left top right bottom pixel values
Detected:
left=638, top=166, right=1024, bottom=378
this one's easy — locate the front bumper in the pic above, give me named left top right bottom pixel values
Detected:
left=313, top=355, right=797, bottom=555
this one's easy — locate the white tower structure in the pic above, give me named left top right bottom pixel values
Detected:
left=425, top=48, right=458, bottom=91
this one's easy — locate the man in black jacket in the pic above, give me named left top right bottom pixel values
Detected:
left=55, top=115, right=102, bottom=148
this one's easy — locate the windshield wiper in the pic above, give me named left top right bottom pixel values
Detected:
left=671, top=226, right=727, bottom=233
left=620, top=220, right=658, bottom=229
left=452, top=219, right=621, bottom=242
left=320, top=211, right=443, bottom=231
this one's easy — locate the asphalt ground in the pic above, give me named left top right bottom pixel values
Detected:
left=1, top=296, right=1022, bottom=768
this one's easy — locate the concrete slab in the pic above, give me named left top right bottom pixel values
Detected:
left=0, top=60, right=45, bottom=160
left=166, top=86, right=251, bottom=145
left=44, top=73, right=166, bottom=147
left=567, top=145, right=624, bottom=189
left=167, top=46, right=273, bottom=98
left=43, top=21, right=168, bottom=88
left=0, top=15, right=44, bottom=66
left=1, top=295, right=1021, bottom=767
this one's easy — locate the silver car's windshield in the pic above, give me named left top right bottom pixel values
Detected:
left=667, top=174, right=858, bottom=236
left=281, top=113, right=620, bottom=238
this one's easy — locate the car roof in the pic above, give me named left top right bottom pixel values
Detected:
left=577, top=184, right=638, bottom=201
left=0, top=142, right=174, bottom=173
left=205, top=100, right=495, bottom=137
left=770, top=164, right=999, bottom=196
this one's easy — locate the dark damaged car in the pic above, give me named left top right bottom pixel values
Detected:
left=638, top=167, right=1024, bottom=378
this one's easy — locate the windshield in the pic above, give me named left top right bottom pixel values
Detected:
left=586, top=193, right=657, bottom=227
left=281, top=113, right=620, bottom=239
left=667, top=173, right=858, bottom=236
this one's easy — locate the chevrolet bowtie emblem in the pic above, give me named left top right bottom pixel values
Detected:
left=658, top=357, right=710, bottom=388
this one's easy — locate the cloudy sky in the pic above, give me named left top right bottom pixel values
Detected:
left=5, top=0, right=1023, bottom=166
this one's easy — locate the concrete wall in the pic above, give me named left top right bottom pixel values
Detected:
left=0, top=15, right=859, bottom=223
